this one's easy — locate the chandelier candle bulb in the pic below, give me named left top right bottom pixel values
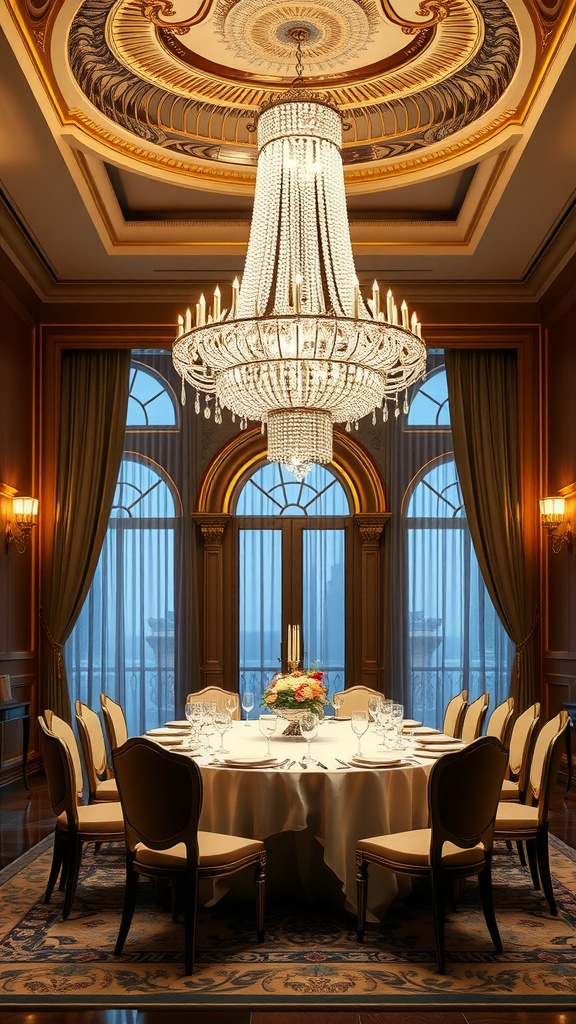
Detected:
left=353, top=278, right=360, bottom=319
left=372, top=281, right=380, bottom=318
left=386, top=289, right=394, bottom=322
left=231, top=277, right=239, bottom=316
left=401, top=301, right=409, bottom=329
left=213, top=286, right=221, bottom=321
left=184, top=309, right=192, bottom=333
left=294, top=274, right=302, bottom=314
left=198, top=294, right=206, bottom=327
left=411, top=311, right=418, bottom=333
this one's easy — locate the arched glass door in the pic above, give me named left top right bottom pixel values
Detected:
left=234, top=462, right=350, bottom=700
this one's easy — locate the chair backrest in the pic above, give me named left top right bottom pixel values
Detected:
left=334, top=686, right=381, bottom=717
left=75, top=700, right=110, bottom=799
left=44, top=709, right=84, bottom=801
left=429, top=736, right=508, bottom=865
left=185, top=686, right=240, bottom=720
left=38, top=715, right=80, bottom=828
left=100, top=694, right=128, bottom=751
left=485, top=697, right=514, bottom=746
left=525, top=710, right=569, bottom=823
left=442, top=690, right=468, bottom=737
left=113, top=737, right=202, bottom=864
left=461, top=692, right=490, bottom=743
left=507, top=701, right=540, bottom=788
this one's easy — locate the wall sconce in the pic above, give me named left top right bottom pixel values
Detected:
left=540, top=496, right=572, bottom=554
left=5, top=496, right=39, bottom=554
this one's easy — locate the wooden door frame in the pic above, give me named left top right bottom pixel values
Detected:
left=193, top=427, right=390, bottom=691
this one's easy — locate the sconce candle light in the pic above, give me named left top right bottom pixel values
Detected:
left=540, top=496, right=572, bottom=554
left=5, top=496, right=39, bottom=554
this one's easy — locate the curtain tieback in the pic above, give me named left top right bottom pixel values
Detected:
left=514, top=606, right=539, bottom=680
left=40, top=610, right=64, bottom=679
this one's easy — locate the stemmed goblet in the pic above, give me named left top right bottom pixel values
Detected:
left=258, top=713, right=277, bottom=757
left=368, top=695, right=383, bottom=734
left=214, top=709, right=232, bottom=753
left=351, top=710, right=369, bottom=757
left=225, top=694, right=239, bottom=720
left=300, top=712, right=318, bottom=763
left=241, top=690, right=255, bottom=724
left=331, top=691, right=344, bottom=720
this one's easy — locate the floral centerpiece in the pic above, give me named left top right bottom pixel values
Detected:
left=261, top=665, right=328, bottom=721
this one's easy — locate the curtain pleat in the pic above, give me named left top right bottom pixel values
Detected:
left=445, top=348, right=537, bottom=710
left=40, top=350, right=131, bottom=721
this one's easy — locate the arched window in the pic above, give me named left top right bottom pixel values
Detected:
left=234, top=462, right=351, bottom=700
left=405, top=446, right=513, bottom=728
left=66, top=358, right=180, bottom=736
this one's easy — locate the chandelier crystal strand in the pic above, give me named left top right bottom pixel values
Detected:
left=173, top=83, right=427, bottom=479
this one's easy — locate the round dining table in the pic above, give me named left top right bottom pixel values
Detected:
left=148, top=716, right=452, bottom=919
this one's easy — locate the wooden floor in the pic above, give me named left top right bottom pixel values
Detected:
left=1, top=770, right=575, bottom=1024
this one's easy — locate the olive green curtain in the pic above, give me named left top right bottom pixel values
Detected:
left=444, top=348, right=537, bottom=711
left=40, top=349, right=131, bottom=720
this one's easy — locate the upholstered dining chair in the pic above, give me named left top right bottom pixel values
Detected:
left=100, top=693, right=128, bottom=752
left=485, top=697, right=515, bottom=747
left=112, top=736, right=266, bottom=974
left=75, top=700, right=119, bottom=802
left=461, top=693, right=490, bottom=743
left=356, top=736, right=508, bottom=973
left=442, top=689, right=468, bottom=737
left=333, top=685, right=381, bottom=717
left=38, top=715, right=124, bottom=919
left=494, top=710, right=569, bottom=915
left=185, top=686, right=241, bottom=720
left=499, top=701, right=540, bottom=802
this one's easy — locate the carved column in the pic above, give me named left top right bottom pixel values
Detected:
left=354, top=513, right=390, bottom=688
left=193, top=513, right=233, bottom=688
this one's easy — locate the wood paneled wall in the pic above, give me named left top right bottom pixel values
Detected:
left=541, top=296, right=576, bottom=720
left=0, top=295, right=39, bottom=785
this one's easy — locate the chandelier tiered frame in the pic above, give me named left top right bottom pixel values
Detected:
left=173, top=91, right=427, bottom=479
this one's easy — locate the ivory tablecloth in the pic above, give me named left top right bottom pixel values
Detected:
left=192, top=718, right=433, bottom=917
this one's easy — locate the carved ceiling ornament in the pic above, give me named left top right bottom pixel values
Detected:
left=10, top=0, right=567, bottom=189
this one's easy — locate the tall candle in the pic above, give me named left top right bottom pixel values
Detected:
left=213, top=285, right=221, bottom=320
left=287, top=624, right=292, bottom=664
left=372, top=280, right=380, bottom=318
left=386, top=289, right=394, bottom=323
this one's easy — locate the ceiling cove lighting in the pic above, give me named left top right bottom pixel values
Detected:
left=173, top=34, right=427, bottom=480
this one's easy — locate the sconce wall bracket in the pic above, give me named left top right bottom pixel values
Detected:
left=545, top=519, right=572, bottom=555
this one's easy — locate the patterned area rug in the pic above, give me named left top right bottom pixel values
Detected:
left=1, top=834, right=576, bottom=1009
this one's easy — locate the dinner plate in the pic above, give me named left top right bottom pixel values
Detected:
left=415, top=735, right=464, bottom=747
left=332, top=716, right=352, bottom=722
left=219, top=756, right=280, bottom=769
left=165, top=720, right=189, bottom=728
left=349, top=754, right=405, bottom=767
left=401, top=719, right=422, bottom=729
left=416, top=742, right=465, bottom=753
left=147, top=727, right=188, bottom=736
left=410, top=726, right=440, bottom=735
left=149, top=737, right=190, bottom=748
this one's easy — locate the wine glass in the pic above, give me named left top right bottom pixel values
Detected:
left=225, top=694, right=239, bottom=720
left=331, top=692, right=344, bottom=720
left=241, top=690, right=255, bottom=724
left=214, top=709, right=232, bottom=753
left=377, top=698, right=393, bottom=748
left=185, top=700, right=203, bottom=747
left=390, top=702, right=405, bottom=749
left=351, top=710, right=369, bottom=757
left=300, top=712, right=318, bottom=763
left=368, top=695, right=383, bottom=734
left=258, top=714, right=277, bottom=756
left=200, top=701, right=216, bottom=750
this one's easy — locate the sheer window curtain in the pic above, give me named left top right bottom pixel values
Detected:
left=445, top=348, right=538, bottom=710
left=40, top=349, right=131, bottom=721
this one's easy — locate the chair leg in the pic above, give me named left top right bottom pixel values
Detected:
left=58, top=843, right=69, bottom=891
left=183, top=873, right=199, bottom=975
left=115, top=864, right=139, bottom=955
left=477, top=859, right=502, bottom=953
left=516, top=840, right=526, bottom=867
left=45, top=831, right=65, bottom=903
left=62, top=840, right=83, bottom=920
left=431, top=871, right=446, bottom=974
left=535, top=828, right=557, bottom=916
left=356, top=855, right=368, bottom=942
left=254, top=853, right=266, bottom=942
left=525, top=839, right=541, bottom=891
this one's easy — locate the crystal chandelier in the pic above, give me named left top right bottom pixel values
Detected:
left=173, top=37, right=427, bottom=480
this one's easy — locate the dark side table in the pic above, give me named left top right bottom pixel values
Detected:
left=562, top=702, right=576, bottom=793
left=0, top=700, right=31, bottom=790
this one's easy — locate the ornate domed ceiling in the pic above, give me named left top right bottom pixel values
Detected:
left=8, top=0, right=568, bottom=189
left=0, top=0, right=575, bottom=294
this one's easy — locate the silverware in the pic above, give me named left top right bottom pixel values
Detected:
left=335, top=757, right=349, bottom=768
left=300, top=760, right=308, bottom=769
left=316, top=760, right=328, bottom=769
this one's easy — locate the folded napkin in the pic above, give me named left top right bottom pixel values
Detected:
left=349, top=754, right=409, bottom=768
